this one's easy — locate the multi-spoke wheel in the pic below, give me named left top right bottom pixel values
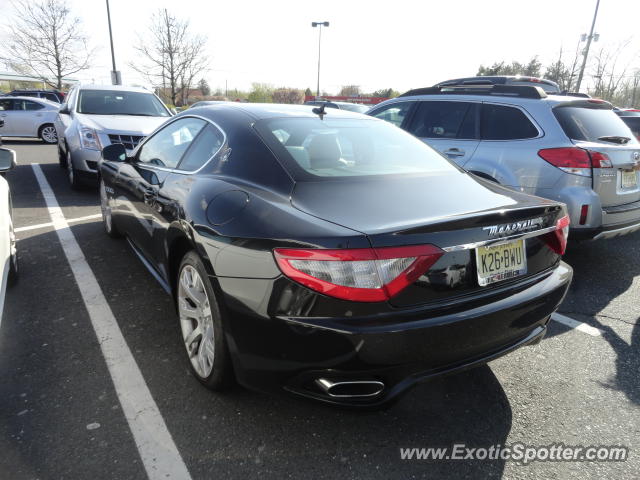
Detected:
left=177, top=251, right=232, bottom=389
left=39, top=124, right=58, bottom=144
left=100, top=179, right=121, bottom=238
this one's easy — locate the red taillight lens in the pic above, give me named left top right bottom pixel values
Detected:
left=542, top=215, right=570, bottom=255
left=538, top=147, right=612, bottom=174
left=579, top=205, right=589, bottom=225
left=273, top=245, right=444, bottom=302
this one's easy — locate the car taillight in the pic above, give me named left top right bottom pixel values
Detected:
left=541, top=215, right=570, bottom=255
left=273, top=245, right=444, bottom=302
left=538, top=147, right=612, bottom=176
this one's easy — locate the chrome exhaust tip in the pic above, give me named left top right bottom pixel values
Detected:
left=315, top=378, right=385, bottom=398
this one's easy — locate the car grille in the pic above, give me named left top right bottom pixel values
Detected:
left=108, top=134, right=144, bottom=151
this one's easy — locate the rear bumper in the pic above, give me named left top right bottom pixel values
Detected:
left=572, top=218, right=640, bottom=240
left=223, top=261, right=573, bottom=406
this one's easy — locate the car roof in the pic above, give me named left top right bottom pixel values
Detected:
left=75, top=84, right=152, bottom=93
left=186, top=102, right=369, bottom=121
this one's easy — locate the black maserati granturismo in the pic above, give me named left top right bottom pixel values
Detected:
left=98, top=103, right=572, bottom=406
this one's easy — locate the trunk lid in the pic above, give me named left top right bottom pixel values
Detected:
left=291, top=172, right=565, bottom=307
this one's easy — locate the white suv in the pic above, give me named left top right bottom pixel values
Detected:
left=55, top=85, right=172, bottom=189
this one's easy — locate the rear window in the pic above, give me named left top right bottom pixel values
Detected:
left=255, top=117, right=459, bottom=179
left=554, top=106, right=636, bottom=143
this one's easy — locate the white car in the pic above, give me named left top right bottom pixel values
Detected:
left=0, top=147, right=18, bottom=318
left=0, top=96, right=59, bottom=144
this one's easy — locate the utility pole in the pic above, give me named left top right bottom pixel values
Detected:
left=575, top=0, right=601, bottom=92
left=311, top=21, right=329, bottom=97
left=106, top=0, right=121, bottom=85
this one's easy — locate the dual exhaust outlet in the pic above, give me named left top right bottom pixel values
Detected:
left=315, top=378, right=385, bottom=398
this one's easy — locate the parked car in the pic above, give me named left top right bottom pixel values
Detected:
left=304, top=100, right=370, bottom=113
left=189, top=101, right=230, bottom=109
left=619, top=116, right=640, bottom=141
left=2, top=89, right=65, bottom=103
left=435, top=76, right=561, bottom=94
left=368, top=84, right=640, bottom=241
left=0, top=147, right=18, bottom=316
left=0, top=97, right=59, bottom=144
left=98, top=103, right=572, bottom=406
left=56, top=85, right=172, bottom=189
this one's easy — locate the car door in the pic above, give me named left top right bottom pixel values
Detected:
left=115, top=116, right=208, bottom=265
left=0, top=100, right=15, bottom=136
left=404, top=100, right=480, bottom=167
left=10, top=99, right=46, bottom=137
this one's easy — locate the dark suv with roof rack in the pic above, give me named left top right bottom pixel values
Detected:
left=3, top=89, right=64, bottom=103
left=368, top=83, right=640, bottom=241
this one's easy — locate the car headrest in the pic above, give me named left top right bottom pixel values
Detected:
left=307, top=134, right=341, bottom=170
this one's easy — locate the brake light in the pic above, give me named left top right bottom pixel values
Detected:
left=541, top=215, right=570, bottom=255
left=579, top=205, right=589, bottom=225
left=273, top=245, right=444, bottom=302
left=538, top=147, right=612, bottom=176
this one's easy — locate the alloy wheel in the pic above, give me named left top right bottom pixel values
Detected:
left=178, top=264, right=215, bottom=378
left=41, top=126, right=57, bottom=143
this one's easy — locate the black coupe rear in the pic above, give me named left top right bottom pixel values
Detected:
left=99, top=104, right=572, bottom=406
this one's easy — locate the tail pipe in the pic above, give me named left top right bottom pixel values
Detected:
left=315, top=378, right=385, bottom=398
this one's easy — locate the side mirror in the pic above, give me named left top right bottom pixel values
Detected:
left=59, top=105, right=70, bottom=115
left=0, top=148, right=16, bottom=172
left=102, top=143, right=127, bottom=162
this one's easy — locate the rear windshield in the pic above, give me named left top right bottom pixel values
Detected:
left=78, top=90, right=170, bottom=117
left=554, top=106, right=636, bottom=143
left=255, top=117, right=459, bottom=179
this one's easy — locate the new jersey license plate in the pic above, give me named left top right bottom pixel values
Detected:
left=621, top=170, right=638, bottom=189
left=475, top=239, right=527, bottom=286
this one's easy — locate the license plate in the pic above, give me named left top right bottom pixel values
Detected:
left=621, top=170, right=638, bottom=189
left=475, top=239, right=527, bottom=286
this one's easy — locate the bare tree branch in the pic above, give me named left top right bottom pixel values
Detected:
left=0, top=0, right=93, bottom=90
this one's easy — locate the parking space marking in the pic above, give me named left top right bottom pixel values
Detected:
left=31, top=164, right=192, bottom=480
left=551, top=313, right=602, bottom=337
left=15, top=213, right=102, bottom=233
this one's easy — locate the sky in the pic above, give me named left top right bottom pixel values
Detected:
left=1, top=0, right=639, bottom=94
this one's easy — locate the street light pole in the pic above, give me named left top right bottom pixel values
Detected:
left=105, top=0, right=120, bottom=85
left=311, top=21, right=329, bottom=97
left=575, top=0, right=601, bottom=92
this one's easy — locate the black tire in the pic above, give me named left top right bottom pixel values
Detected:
left=99, top=179, right=122, bottom=238
left=58, top=145, right=67, bottom=168
left=38, top=124, right=58, bottom=144
left=66, top=150, right=83, bottom=190
left=177, top=251, right=233, bottom=390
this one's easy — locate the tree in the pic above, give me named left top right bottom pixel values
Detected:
left=477, top=56, right=542, bottom=77
left=272, top=88, right=304, bottom=104
left=339, top=85, right=361, bottom=96
left=304, top=87, right=313, bottom=96
left=131, top=9, right=209, bottom=106
left=247, top=83, right=274, bottom=103
left=544, top=44, right=582, bottom=91
left=371, top=88, right=400, bottom=98
left=198, top=78, right=211, bottom=96
left=0, top=0, right=93, bottom=90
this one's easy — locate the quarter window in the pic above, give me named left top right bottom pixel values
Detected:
left=0, top=99, right=13, bottom=111
left=407, top=101, right=476, bottom=139
left=369, top=102, right=413, bottom=127
left=22, top=100, right=45, bottom=111
left=138, top=118, right=206, bottom=169
left=481, top=104, right=538, bottom=140
left=177, top=124, right=225, bottom=171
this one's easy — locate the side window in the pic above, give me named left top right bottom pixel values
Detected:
left=43, top=93, right=59, bottom=102
left=138, top=117, right=206, bottom=169
left=407, top=101, right=474, bottom=139
left=369, top=102, right=413, bottom=127
left=481, top=104, right=539, bottom=140
left=24, top=101, right=45, bottom=111
left=0, top=99, right=13, bottom=111
left=63, top=88, right=78, bottom=112
left=177, top=124, right=225, bottom=171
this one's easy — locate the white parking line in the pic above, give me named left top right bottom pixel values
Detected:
left=31, top=164, right=191, bottom=480
left=15, top=213, right=102, bottom=233
left=551, top=313, right=603, bottom=337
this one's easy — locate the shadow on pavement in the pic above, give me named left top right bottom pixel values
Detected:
left=552, top=234, right=640, bottom=406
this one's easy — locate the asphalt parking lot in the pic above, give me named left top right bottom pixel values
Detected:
left=0, top=141, right=638, bottom=480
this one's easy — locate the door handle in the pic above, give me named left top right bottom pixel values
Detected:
left=444, top=148, right=465, bottom=157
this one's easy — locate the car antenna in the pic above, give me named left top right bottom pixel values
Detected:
left=312, top=103, right=327, bottom=120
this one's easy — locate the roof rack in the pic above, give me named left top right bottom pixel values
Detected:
left=399, top=84, right=548, bottom=100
